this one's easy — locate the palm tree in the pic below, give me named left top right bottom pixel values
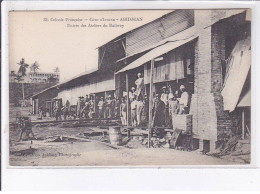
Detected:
left=30, top=61, right=40, bottom=73
left=17, top=58, right=29, bottom=77
left=17, top=58, right=29, bottom=100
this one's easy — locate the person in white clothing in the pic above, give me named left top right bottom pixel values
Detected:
left=179, top=85, right=190, bottom=114
left=130, top=96, right=138, bottom=127
left=135, top=73, right=144, bottom=99
left=129, top=87, right=136, bottom=102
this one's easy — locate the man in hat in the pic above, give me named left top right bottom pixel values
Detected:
left=120, top=97, right=127, bottom=126
left=135, top=72, right=144, bottom=100
left=179, top=85, right=190, bottom=114
left=98, top=97, right=105, bottom=118
left=129, top=87, right=136, bottom=102
left=160, top=86, right=169, bottom=126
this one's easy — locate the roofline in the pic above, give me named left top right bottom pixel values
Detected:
left=96, top=10, right=176, bottom=49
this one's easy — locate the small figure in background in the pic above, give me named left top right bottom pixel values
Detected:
left=114, top=96, right=121, bottom=119
left=19, top=117, right=35, bottom=141
left=98, top=97, right=104, bottom=118
left=120, top=97, right=127, bottom=126
left=105, top=95, right=112, bottom=118
left=130, top=96, right=138, bottom=127
left=89, top=96, right=95, bottom=118
left=54, top=102, right=62, bottom=120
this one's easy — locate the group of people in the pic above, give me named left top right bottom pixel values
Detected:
left=127, top=73, right=190, bottom=127
left=151, top=84, right=190, bottom=127
left=41, top=72, right=190, bottom=127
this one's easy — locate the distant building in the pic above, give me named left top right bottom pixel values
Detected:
left=9, top=71, right=60, bottom=84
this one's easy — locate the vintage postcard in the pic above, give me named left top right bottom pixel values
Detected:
left=8, top=9, right=251, bottom=166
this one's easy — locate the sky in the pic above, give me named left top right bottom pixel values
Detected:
left=9, top=10, right=172, bottom=81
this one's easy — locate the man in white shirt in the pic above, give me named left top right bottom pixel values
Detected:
left=179, top=85, right=189, bottom=114
left=131, top=96, right=138, bottom=127
left=135, top=73, right=144, bottom=99
left=129, top=87, right=136, bottom=102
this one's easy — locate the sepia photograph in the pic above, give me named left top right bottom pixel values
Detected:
left=8, top=9, right=251, bottom=166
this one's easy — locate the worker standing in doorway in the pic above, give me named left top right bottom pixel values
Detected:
left=179, top=85, right=190, bottom=114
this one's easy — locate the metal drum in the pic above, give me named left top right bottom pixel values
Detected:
left=109, top=126, right=122, bottom=146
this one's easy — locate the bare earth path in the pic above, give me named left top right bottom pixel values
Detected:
left=9, top=124, right=238, bottom=166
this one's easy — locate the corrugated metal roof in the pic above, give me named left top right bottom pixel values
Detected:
left=96, top=10, right=175, bottom=49
left=116, top=31, right=198, bottom=74
left=117, top=26, right=197, bottom=63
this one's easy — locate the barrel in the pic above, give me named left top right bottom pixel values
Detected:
left=109, top=126, right=122, bottom=146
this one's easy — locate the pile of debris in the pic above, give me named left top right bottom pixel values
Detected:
left=209, top=135, right=251, bottom=164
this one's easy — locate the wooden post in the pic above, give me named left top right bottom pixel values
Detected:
left=126, top=72, right=130, bottom=126
left=242, top=110, right=245, bottom=140
left=148, top=59, right=155, bottom=148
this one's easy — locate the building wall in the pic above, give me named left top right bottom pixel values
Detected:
left=57, top=73, right=115, bottom=105
left=125, top=10, right=194, bottom=56
left=190, top=10, right=218, bottom=144
left=190, top=10, right=248, bottom=150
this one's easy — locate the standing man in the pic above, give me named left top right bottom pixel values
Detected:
left=160, top=86, right=169, bottom=126
left=179, top=85, right=190, bottom=114
left=142, top=94, right=149, bottom=127
left=114, top=96, right=121, bottom=119
left=98, top=97, right=104, bottom=118
left=135, top=73, right=144, bottom=100
left=130, top=96, right=138, bottom=127
left=129, top=87, right=136, bottom=102
left=120, top=97, right=127, bottom=126
left=152, top=93, right=165, bottom=127
left=105, top=95, right=112, bottom=118
left=136, top=96, right=144, bottom=127
left=89, top=96, right=95, bottom=118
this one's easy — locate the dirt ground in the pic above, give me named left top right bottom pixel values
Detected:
left=9, top=124, right=241, bottom=166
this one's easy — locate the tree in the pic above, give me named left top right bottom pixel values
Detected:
left=17, top=58, right=29, bottom=101
left=30, top=61, right=40, bottom=73
left=14, top=74, right=23, bottom=83
left=17, top=58, right=29, bottom=77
